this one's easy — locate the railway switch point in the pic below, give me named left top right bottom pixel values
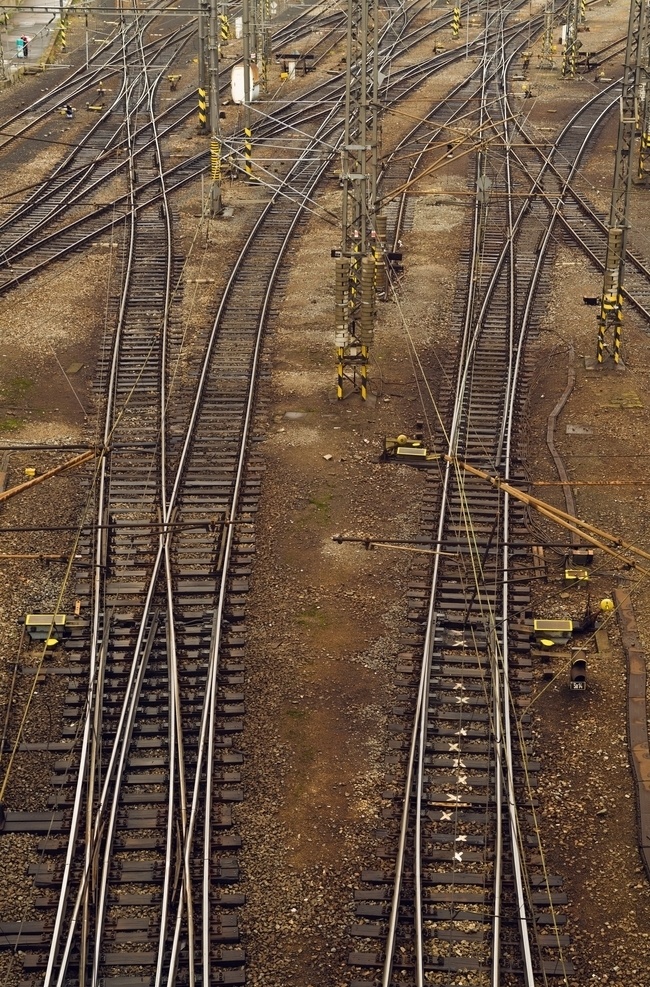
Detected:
left=382, top=434, right=440, bottom=465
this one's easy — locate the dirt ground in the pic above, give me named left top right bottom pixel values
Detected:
left=0, top=0, right=649, bottom=984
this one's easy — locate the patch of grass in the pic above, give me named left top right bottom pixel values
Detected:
left=0, top=415, right=23, bottom=432
left=1, top=376, right=33, bottom=404
left=295, top=605, right=328, bottom=629
left=308, top=490, right=332, bottom=523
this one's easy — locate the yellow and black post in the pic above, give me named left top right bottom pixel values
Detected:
left=59, top=16, right=67, bottom=49
left=452, top=6, right=460, bottom=38
left=334, top=257, right=350, bottom=401
left=597, top=227, right=624, bottom=365
left=211, top=135, right=221, bottom=184
left=209, top=134, right=222, bottom=215
left=358, top=254, right=375, bottom=401
left=198, top=0, right=208, bottom=128
left=219, top=12, right=229, bottom=44
left=612, top=300, right=623, bottom=363
left=372, top=215, right=387, bottom=298
left=244, top=125, right=253, bottom=180
left=208, top=0, right=223, bottom=215
left=198, top=87, right=207, bottom=129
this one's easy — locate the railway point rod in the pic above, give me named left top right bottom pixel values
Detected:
left=0, top=449, right=97, bottom=505
left=0, top=520, right=242, bottom=533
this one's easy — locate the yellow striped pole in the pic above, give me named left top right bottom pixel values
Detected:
left=244, top=126, right=253, bottom=179
left=360, top=346, right=368, bottom=401
left=613, top=299, right=623, bottom=364
left=335, top=257, right=349, bottom=401
left=219, top=13, right=229, bottom=43
left=198, top=87, right=207, bottom=129
left=59, top=18, right=67, bottom=49
left=350, top=239, right=360, bottom=309
left=452, top=6, right=460, bottom=38
left=210, top=135, right=221, bottom=183
left=639, top=130, right=650, bottom=180
left=337, top=348, right=344, bottom=400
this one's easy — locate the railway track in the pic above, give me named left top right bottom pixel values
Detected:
left=0, top=51, right=343, bottom=985
left=0, top=0, right=646, bottom=984
left=0, top=0, right=488, bottom=978
left=508, top=82, right=650, bottom=323
left=348, top=10, right=600, bottom=984
left=0, top=0, right=482, bottom=295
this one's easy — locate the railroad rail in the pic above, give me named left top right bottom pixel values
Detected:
left=0, top=0, right=646, bottom=984
left=0, top=32, right=345, bottom=987
left=348, top=8, right=595, bottom=984
left=0, top=0, right=483, bottom=293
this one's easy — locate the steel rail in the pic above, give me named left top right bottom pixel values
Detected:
left=0, top=28, right=193, bottom=248
left=133, top=2, right=190, bottom=980
left=488, top=31, right=536, bottom=987
left=483, top=24, right=509, bottom=985
left=379, top=4, right=590, bottom=981
left=0, top=9, right=526, bottom=293
left=0, top=20, right=193, bottom=160
left=9, top=0, right=538, bottom=980
left=43, top=16, right=172, bottom=984
left=50, top=79, right=345, bottom=987
left=158, top=107, right=343, bottom=985
left=0, top=0, right=349, bottom=239
left=507, top=86, right=650, bottom=324
left=41, top=15, right=145, bottom=981
left=0, top=0, right=486, bottom=282
left=0, top=0, right=524, bottom=290
left=499, top=79, right=612, bottom=987
left=88, top=9, right=176, bottom=975
left=76, top=44, right=147, bottom=984
left=381, top=14, right=510, bottom=982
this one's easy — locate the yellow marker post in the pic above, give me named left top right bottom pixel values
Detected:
left=244, top=126, right=253, bottom=179
left=198, top=87, right=207, bottom=129
left=210, top=135, right=221, bottom=183
left=360, top=346, right=368, bottom=401
left=337, top=348, right=344, bottom=400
